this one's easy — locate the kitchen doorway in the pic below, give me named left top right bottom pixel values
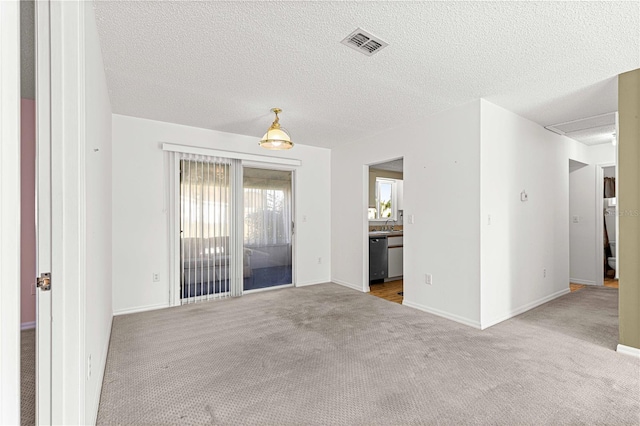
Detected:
left=366, top=158, right=404, bottom=304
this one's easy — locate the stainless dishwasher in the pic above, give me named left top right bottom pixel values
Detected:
left=369, top=236, right=388, bottom=282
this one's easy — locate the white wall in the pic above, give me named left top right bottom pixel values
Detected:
left=331, top=101, right=482, bottom=327
left=479, top=100, right=585, bottom=327
left=83, top=4, right=113, bottom=422
left=568, top=144, right=616, bottom=285
left=111, top=115, right=331, bottom=315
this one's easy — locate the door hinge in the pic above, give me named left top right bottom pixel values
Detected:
left=36, top=272, right=51, bottom=291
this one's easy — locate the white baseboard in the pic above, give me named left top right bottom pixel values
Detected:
left=296, top=279, right=331, bottom=287
left=617, top=344, right=640, bottom=358
left=480, top=288, right=571, bottom=330
left=570, top=278, right=597, bottom=286
left=331, top=278, right=365, bottom=293
left=113, top=302, right=170, bottom=316
left=89, top=314, right=113, bottom=425
left=20, top=321, right=35, bottom=331
left=402, top=300, right=481, bottom=329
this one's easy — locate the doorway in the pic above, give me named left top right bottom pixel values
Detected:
left=19, top=1, right=37, bottom=424
left=366, top=158, right=404, bottom=304
left=602, top=165, right=619, bottom=286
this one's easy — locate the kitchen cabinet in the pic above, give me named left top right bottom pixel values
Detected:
left=397, top=180, right=404, bottom=211
left=387, top=235, right=403, bottom=278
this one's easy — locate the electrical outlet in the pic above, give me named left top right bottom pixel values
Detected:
left=572, top=216, right=580, bottom=223
left=425, top=273, right=432, bottom=285
left=409, top=214, right=415, bottom=224
left=543, top=269, right=547, bottom=278
left=153, top=273, right=160, bottom=282
left=318, top=257, right=322, bottom=264
left=87, top=354, right=92, bottom=380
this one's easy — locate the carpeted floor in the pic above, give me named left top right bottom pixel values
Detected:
left=97, top=284, right=639, bottom=425
left=21, top=328, right=35, bottom=426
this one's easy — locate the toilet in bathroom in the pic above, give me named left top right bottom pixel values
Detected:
left=608, top=241, right=616, bottom=271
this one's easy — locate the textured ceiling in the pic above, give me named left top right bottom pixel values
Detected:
left=546, top=112, right=617, bottom=146
left=371, top=159, right=403, bottom=173
left=93, top=1, right=640, bottom=149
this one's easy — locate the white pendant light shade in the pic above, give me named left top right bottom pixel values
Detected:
left=259, top=108, right=294, bottom=150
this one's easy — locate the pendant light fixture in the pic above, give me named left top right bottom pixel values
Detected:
left=259, top=108, right=294, bottom=150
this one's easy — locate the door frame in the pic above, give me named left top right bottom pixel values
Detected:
left=35, top=0, right=53, bottom=423
left=595, top=161, right=618, bottom=285
left=0, top=1, right=22, bottom=423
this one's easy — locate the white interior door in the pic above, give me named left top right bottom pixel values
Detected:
left=0, top=1, right=21, bottom=424
left=35, top=0, right=52, bottom=423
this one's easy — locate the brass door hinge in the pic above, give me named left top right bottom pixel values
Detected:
left=36, top=272, right=51, bottom=291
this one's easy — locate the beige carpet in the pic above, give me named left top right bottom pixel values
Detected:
left=97, top=284, right=639, bottom=425
left=21, top=328, right=35, bottom=426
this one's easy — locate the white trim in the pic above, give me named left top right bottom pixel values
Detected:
left=480, top=288, right=571, bottom=330
left=362, top=165, right=370, bottom=293
left=0, top=1, right=21, bottom=423
left=113, top=303, right=170, bottom=317
left=88, top=315, right=113, bottom=426
left=162, top=143, right=302, bottom=167
left=616, top=344, right=640, bottom=358
left=35, top=0, right=53, bottom=422
left=403, top=300, right=482, bottom=329
left=332, top=279, right=367, bottom=292
left=614, top=112, right=619, bottom=279
left=167, top=153, right=180, bottom=307
left=595, top=161, right=616, bottom=287
left=243, top=284, right=294, bottom=294
left=296, top=280, right=330, bottom=287
left=569, top=278, right=597, bottom=286
left=21, top=322, right=36, bottom=331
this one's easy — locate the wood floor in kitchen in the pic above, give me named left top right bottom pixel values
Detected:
left=570, top=278, right=619, bottom=292
left=369, top=279, right=403, bottom=304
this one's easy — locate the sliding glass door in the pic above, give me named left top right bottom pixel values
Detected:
left=243, top=168, right=293, bottom=291
left=178, top=158, right=294, bottom=303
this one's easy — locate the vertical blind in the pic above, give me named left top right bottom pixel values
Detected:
left=180, top=156, right=234, bottom=303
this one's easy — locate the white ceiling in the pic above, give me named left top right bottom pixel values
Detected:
left=92, top=1, right=640, bottom=149
left=371, top=159, right=403, bottom=173
left=546, top=112, right=617, bottom=146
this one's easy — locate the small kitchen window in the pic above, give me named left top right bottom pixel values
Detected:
left=370, top=178, right=397, bottom=221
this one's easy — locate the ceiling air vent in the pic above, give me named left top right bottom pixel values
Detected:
left=341, top=28, right=388, bottom=57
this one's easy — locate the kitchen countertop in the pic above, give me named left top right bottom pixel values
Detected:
left=369, top=231, right=403, bottom=237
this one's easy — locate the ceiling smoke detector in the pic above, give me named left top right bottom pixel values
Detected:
left=341, top=28, right=388, bottom=56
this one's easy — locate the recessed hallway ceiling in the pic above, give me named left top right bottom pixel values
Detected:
left=94, top=1, right=640, bottom=149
